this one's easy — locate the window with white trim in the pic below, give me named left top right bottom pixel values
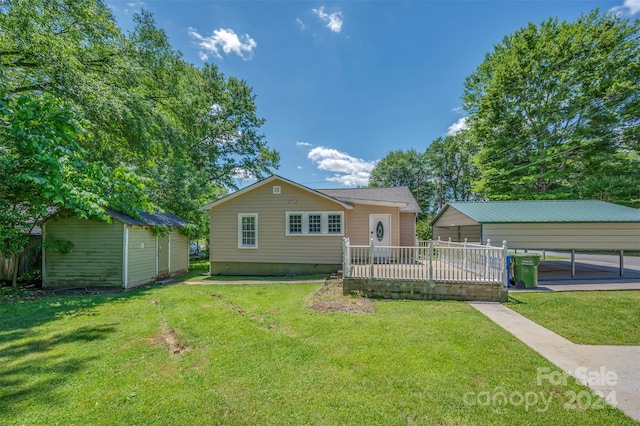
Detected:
left=285, top=212, right=343, bottom=236
left=238, top=214, right=258, bottom=248
left=289, top=214, right=302, bottom=234
left=328, top=214, right=342, bottom=234
left=308, top=214, right=321, bottom=234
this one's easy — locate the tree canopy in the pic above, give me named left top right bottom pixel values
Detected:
left=463, top=10, right=640, bottom=204
left=0, top=0, right=279, bottom=283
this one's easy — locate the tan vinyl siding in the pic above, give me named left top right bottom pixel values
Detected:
left=483, top=223, right=640, bottom=250
left=399, top=213, right=416, bottom=246
left=433, top=208, right=478, bottom=227
left=126, top=226, right=157, bottom=288
left=345, top=205, right=401, bottom=246
left=169, top=229, right=189, bottom=274
left=210, top=180, right=345, bottom=264
left=433, top=225, right=481, bottom=243
left=44, top=216, right=123, bottom=287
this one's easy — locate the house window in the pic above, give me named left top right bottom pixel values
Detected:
left=238, top=214, right=257, bottom=248
left=308, top=214, right=321, bottom=233
left=328, top=214, right=342, bottom=234
left=289, top=214, right=302, bottom=234
left=285, top=212, right=343, bottom=236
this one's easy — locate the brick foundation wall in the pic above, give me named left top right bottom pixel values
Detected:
left=343, top=279, right=508, bottom=302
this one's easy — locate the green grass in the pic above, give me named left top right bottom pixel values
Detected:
left=0, top=284, right=636, bottom=425
left=506, top=291, right=640, bottom=345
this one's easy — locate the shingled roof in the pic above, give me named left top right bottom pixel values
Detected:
left=107, top=210, right=188, bottom=227
left=317, top=187, right=421, bottom=213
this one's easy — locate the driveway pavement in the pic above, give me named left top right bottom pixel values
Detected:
left=469, top=302, right=640, bottom=422
left=510, top=251, right=640, bottom=291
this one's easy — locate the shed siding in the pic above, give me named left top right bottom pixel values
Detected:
left=210, top=180, right=345, bottom=264
left=483, top=223, right=640, bottom=250
left=433, top=225, right=481, bottom=243
left=169, top=229, right=189, bottom=274
left=127, top=226, right=157, bottom=288
left=345, top=205, right=401, bottom=246
left=44, top=216, right=123, bottom=287
left=399, top=213, right=416, bottom=246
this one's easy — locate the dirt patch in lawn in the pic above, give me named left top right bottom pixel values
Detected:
left=308, top=279, right=374, bottom=314
left=149, top=298, right=189, bottom=355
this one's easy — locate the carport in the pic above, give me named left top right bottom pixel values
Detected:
left=430, top=200, right=640, bottom=278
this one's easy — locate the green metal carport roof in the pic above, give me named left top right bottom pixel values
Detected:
left=431, top=200, right=640, bottom=225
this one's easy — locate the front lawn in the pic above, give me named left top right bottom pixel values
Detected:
left=0, top=284, right=635, bottom=425
left=506, top=291, right=640, bottom=345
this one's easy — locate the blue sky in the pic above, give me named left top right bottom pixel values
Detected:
left=107, top=0, right=639, bottom=189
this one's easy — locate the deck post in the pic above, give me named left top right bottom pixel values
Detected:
left=485, top=239, right=491, bottom=278
left=369, top=238, right=374, bottom=279
left=502, top=240, right=508, bottom=287
left=428, top=240, right=433, bottom=284
left=571, top=250, right=576, bottom=278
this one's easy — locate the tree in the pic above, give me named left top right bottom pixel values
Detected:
left=0, top=93, right=150, bottom=285
left=1, top=0, right=280, bottom=258
left=463, top=10, right=640, bottom=203
left=368, top=149, right=433, bottom=214
left=424, top=132, right=480, bottom=211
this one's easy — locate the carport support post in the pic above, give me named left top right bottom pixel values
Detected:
left=620, top=250, right=624, bottom=277
left=571, top=250, right=576, bottom=278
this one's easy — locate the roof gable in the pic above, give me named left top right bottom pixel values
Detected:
left=201, top=175, right=353, bottom=210
left=432, top=200, right=640, bottom=225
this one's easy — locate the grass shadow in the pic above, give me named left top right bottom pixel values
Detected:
left=0, top=323, right=116, bottom=417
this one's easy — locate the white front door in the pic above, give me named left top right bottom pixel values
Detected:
left=370, top=214, right=390, bottom=257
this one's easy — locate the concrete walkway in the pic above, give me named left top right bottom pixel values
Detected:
left=469, top=302, right=640, bottom=422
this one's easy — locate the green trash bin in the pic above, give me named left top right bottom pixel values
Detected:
left=512, top=253, right=541, bottom=289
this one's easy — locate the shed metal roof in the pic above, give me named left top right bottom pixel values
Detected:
left=433, top=200, right=640, bottom=225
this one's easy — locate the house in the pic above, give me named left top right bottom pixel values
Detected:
left=42, top=210, right=189, bottom=289
left=202, top=175, right=421, bottom=276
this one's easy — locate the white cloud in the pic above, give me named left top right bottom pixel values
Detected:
left=109, top=1, right=145, bottom=15
left=446, top=117, right=468, bottom=136
left=307, top=146, right=377, bottom=186
left=296, top=141, right=312, bottom=147
left=610, top=0, right=640, bottom=15
left=188, top=27, right=257, bottom=60
left=296, top=18, right=306, bottom=30
left=312, top=6, right=343, bottom=33
left=451, top=106, right=464, bottom=113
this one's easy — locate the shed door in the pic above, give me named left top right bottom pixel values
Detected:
left=370, top=214, right=391, bottom=256
left=158, top=234, right=169, bottom=277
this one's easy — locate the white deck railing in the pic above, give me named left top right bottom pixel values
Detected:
left=343, top=237, right=508, bottom=285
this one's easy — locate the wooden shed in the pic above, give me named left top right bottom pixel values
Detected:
left=42, top=210, right=189, bottom=289
left=430, top=200, right=640, bottom=251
